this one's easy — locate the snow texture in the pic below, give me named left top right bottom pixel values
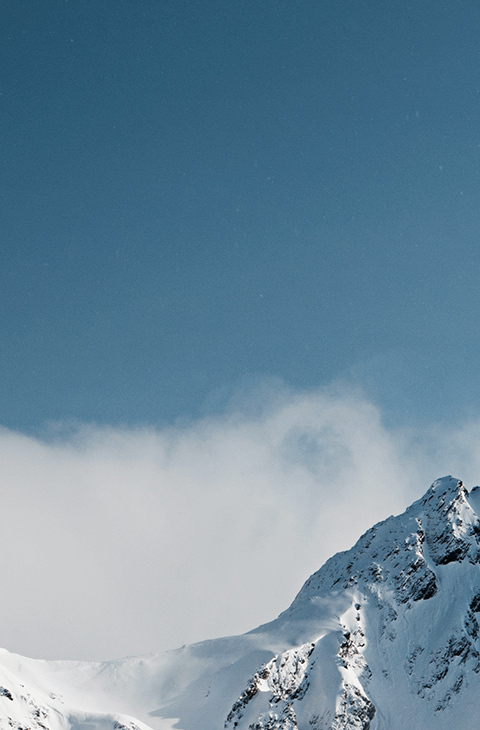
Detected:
left=1, top=476, right=480, bottom=729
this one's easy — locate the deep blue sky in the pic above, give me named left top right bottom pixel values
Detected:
left=2, top=0, right=480, bottom=432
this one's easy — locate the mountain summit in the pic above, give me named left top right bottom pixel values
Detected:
left=1, top=476, right=480, bottom=730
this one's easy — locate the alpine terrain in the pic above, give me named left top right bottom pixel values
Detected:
left=2, top=476, right=480, bottom=730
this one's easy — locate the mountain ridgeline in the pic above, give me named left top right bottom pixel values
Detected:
left=1, top=476, right=480, bottom=730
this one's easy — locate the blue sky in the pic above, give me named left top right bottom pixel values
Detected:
left=3, top=0, right=480, bottom=431
left=3, top=1, right=480, bottom=661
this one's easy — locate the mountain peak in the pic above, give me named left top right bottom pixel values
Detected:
left=417, top=475, right=480, bottom=566
left=237, top=476, right=480, bottom=728
left=287, top=476, right=480, bottom=612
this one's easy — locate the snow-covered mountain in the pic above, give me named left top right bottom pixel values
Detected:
left=2, top=476, right=480, bottom=730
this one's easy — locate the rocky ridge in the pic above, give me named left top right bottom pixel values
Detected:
left=222, top=476, right=480, bottom=729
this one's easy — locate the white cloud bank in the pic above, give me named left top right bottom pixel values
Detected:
left=1, top=381, right=479, bottom=662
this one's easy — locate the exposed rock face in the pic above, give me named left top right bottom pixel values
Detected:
left=224, top=642, right=315, bottom=730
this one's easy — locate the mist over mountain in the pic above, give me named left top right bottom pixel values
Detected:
left=1, top=476, right=480, bottom=730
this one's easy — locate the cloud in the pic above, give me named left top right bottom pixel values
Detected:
left=0, top=381, right=477, bottom=662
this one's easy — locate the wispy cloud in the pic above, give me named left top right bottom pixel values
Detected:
left=0, top=381, right=477, bottom=662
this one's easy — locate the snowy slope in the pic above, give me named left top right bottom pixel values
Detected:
left=1, top=476, right=480, bottom=730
